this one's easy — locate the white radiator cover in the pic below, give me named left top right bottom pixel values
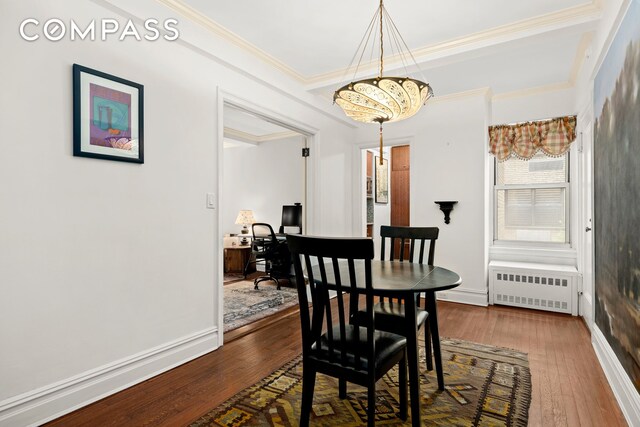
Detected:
left=488, top=261, right=579, bottom=315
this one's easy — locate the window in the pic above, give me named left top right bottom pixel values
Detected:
left=494, top=152, right=569, bottom=244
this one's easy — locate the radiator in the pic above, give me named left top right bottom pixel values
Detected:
left=488, top=261, right=578, bottom=315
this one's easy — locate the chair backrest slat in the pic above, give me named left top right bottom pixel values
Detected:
left=380, top=225, right=439, bottom=264
left=409, top=238, right=415, bottom=262
left=317, top=256, right=335, bottom=361
left=389, top=237, right=396, bottom=261
left=287, top=235, right=374, bottom=373
left=379, top=225, right=439, bottom=305
left=331, top=257, right=348, bottom=364
left=428, top=238, right=437, bottom=265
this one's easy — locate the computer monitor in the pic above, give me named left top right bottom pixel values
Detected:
left=280, top=204, right=302, bottom=234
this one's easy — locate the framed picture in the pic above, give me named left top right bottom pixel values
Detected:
left=593, top=0, right=640, bottom=392
left=375, top=156, right=388, bottom=204
left=73, top=64, right=144, bottom=163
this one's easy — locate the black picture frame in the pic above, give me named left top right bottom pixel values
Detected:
left=73, top=64, right=144, bottom=163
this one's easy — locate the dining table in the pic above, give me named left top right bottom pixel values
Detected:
left=311, top=259, right=462, bottom=427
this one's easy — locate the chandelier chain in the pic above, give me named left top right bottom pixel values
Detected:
left=379, top=0, right=384, bottom=77
left=379, top=123, right=384, bottom=165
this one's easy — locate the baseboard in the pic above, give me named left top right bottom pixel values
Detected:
left=579, top=292, right=594, bottom=333
left=437, top=287, right=488, bottom=307
left=0, top=327, right=219, bottom=427
left=592, top=326, right=640, bottom=426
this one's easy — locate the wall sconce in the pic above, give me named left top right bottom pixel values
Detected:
left=434, top=201, right=458, bottom=224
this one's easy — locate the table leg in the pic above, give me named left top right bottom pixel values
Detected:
left=425, top=292, right=444, bottom=390
left=404, top=294, right=421, bottom=426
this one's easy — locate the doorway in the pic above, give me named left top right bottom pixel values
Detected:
left=218, top=94, right=315, bottom=343
left=360, top=143, right=410, bottom=256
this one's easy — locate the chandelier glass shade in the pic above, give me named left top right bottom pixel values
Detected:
left=334, top=76, right=433, bottom=124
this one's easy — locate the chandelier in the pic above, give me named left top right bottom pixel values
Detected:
left=334, top=0, right=433, bottom=163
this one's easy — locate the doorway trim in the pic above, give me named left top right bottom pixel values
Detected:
left=351, top=136, right=414, bottom=236
left=216, top=88, right=318, bottom=346
left=576, top=97, right=595, bottom=330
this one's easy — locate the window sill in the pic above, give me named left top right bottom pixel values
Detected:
left=489, top=244, right=577, bottom=267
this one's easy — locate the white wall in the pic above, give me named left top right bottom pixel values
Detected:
left=491, top=87, right=576, bottom=125
left=0, top=0, right=355, bottom=424
left=356, top=93, right=491, bottom=306
left=222, top=137, right=304, bottom=236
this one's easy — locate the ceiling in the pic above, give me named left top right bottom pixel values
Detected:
left=177, top=0, right=599, bottom=99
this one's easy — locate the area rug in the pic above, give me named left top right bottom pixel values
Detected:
left=191, top=338, right=531, bottom=426
left=224, top=281, right=299, bottom=333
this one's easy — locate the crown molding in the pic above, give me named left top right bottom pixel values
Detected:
left=430, top=87, right=493, bottom=104
left=156, top=0, right=600, bottom=90
left=155, top=0, right=306, bottom=82
left=304, top=1, right=601, bottom=88
left=492, top=81, right=574, bottom=101
left=224, top=127, right=301, bottom=144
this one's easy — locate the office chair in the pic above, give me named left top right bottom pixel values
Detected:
left=278, top=203, right=303, bottom=234
left=246, top=223, right=290, bottom=290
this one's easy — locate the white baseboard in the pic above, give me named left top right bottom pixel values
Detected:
left=579, top=292, right=594, bottom=333
left=592, top=326, right=640, bottom=426
left=437, top=287, right=488, bottom=307
left=0, top=327, right=219, bottom=427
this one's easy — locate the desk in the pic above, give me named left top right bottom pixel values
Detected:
left=224, top=245, right=255, bottom=274
left=312, top=260, right=461, bottom=426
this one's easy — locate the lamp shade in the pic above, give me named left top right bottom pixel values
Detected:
left=235, top=210, right=256, bottom=225
left=334, top=77, right=433, bottom=124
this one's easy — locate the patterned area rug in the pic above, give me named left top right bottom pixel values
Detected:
left=224, top=281, right=299, bottom=333
left=191, top=338, right=531, bottom=426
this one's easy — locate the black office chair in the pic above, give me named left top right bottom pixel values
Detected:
left=278, top=203, right=302, bottom=234
left=246, top=223, right=290, bottom=290
left=355, top=225, right=439, bottom=373
left=287, top=234, right=408, bottom=427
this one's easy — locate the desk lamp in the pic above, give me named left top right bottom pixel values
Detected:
left=235, top=210, right=256, bottom=245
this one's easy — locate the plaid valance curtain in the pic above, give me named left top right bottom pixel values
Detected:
left=488, top=115, right=577, bottom=161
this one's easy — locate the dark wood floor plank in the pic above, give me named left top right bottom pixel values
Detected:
left=46, top=302, right=627, bottom=427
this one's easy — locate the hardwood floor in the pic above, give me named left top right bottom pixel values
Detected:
left=46, top=302, right=627, bottom=427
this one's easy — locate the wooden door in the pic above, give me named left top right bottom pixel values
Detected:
left=390, top=145, right=410, bottom=257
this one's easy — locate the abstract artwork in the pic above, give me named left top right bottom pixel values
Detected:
left=593, top=0, right=640, bottom=392
left=73, top=64, right=144, bottom=163
left=375, top=156, right=388, bottom=204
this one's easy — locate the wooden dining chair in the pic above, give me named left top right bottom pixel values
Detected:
left=287, top=234, right=408, bottom=427
left=360, top=225, right=439, bottom=373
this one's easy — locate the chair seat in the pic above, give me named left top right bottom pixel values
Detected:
left=353, top=302, right=428, bottom=334
left=310, top=325, right=406, bottom=371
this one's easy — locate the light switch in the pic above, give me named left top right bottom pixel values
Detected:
left=206, top=193, right=216, bottom=209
